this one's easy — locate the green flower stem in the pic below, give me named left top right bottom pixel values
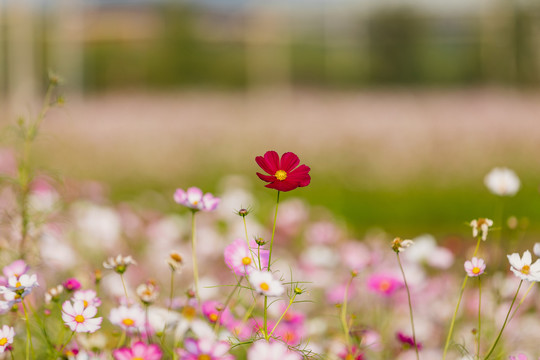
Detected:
left=214, top=276, right=244, bottom=333
left=242, top=298, right=258, bottom=323
left=191, top=210, right=200, bottom=302
left=443, top=237, right=482, bottom=360
left=509, top=282, right=535, bottom=322
left=397, top=253, right=419, bottom=360
left=264, top=190, right=281, bottom=342
left=168, top=270, right=175, bottom=312
left=120, top=274, right=129, bottom=301
left=483, top=280, right=523, bottom=360
left=22, top=301, right=34, bottom=360
left=477, top=276, right=482, bottom=359
left=340, top=274, right=354, bottom=348
left=57, top=330, right=75, bottom=357
left=269, top=293, right=297, bottom=338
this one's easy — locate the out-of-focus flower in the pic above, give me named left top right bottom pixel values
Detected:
left=509, top=354, right=528, bottom=360
left=112, top=341, right=162, bottom=360
left=337, top=345, right=365, bottom=360
left=403, top=235, right=454, bottom=269
left=224, top=239, right=269, bottom=276
left=63, top=278, right=82, bottom=292
left=340, top=241, right=371, bottom=272
left=4, top=274, right=39, bottom=298
left=2, top=260, right=28, bottom=279
left=255, top=151, right=311, bottom=192
left=61, top=300, right=102, bottom=333
left=533, top=243, right=540, bottom=257
left=470, top=218, right=493, bottom=241
left=177, top=338, right=234, bottom=360
left=167, top=251, right=184, bottom=272
left=484, top=167, right=520, bottom=196
left=247, top=340, right=302, bottom=360
left=103, top=255, right=136, bottom=274
left=367, top=274, right=402, bottom=296
left=109, top=305, right=146, bottom=333
left=397, top=331, right=422, bottom=350
left=201, top=300, right=232, bottom=325
left=464, top=257, right=486, bottom=277
left=136, top=282, right=159, bottom=305
left=45, top=285, right=64, bottom=304
left=326, top=282, right=356, bottom=305
left=508, top=250, right=540, bottom=282
left=174, top=187, right=220, bottom=212
left=0, top=325, right=14, bottom=353
left=249, top=270, right=284, bottom=297
left=73, top=289, right=102, bottom=308
left=391, top=237, right=414, bottom=253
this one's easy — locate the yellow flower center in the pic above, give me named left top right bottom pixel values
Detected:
left=15, top=282, right=21, bottom=288
left=133, top=358, right=143, bottom=360
left=521, top=265, right=530, bottom=274
left=259, top=282, right=270, bottom=291
left=198, top=355, right=211, bottom=360
left=209, top=313, right=218, bottom=322
left=379, top=280, right=391, bottom=292
left=345, top=355, right=354, bottom=360
left=242, top=257, right=252, bottom=265
left=182, top=305, right=196, bottom=320
left=75, top=315, right=85, bottom=323
left=122, top=318, right=135, bottom=327
left=275, top=170, right=287, bottom=181
left=472, top=267, right=481, bottom=274
left=0, top=338, right=7, bottom=346
left=83, top=300, right=89, bottom=308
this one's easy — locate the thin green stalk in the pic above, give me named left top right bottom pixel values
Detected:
left=397, top=253, right=419, bottom=360
left=443, top=237, right=482, bottom=360
left=191, top=211, right=200, bottom=302
left=120, top=274, right=129, bottom=301
left=340, top=275, right=354, bottom=348
left=269, top=294, right=297, bottom=338
left=22, top=301, right=34, bottom=360
left=509, top=282, right=535, bottom=322
left=57, top=330, right=75, bottom=356
left=483, top=280, right=523, bottom=360
left=214, top=276, right=244, bottom=333
left=242, top=298, right=257, bottom=323
left=168, top=270, right=175, bottom=312
left=477, top=276, right=482, bottom=359
left=116, top=330, right=127, bottom=348
left=263, top=190, right=280, bottom=342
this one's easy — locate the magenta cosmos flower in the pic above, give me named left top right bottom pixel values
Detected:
left=367, top=274, right=402, bottom=297
left=113, top=341, right=162, bottom=360
left=174, top=187, right=220, bottom=212
left=256, top=151, right=311, bottom=192
left=177, top=338, right=234, bottom=360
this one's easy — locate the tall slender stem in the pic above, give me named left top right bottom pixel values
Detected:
left=22, top=301, right=34, bottom=360
left=340, top=275, right=354, bottom=348
left=191, top=211, right=200, bottom=302
left=269, top=293, right=297, bottom=338
left=120, top=274, right=129, bottom=301
left=443, top=237, right=482, bottom=359
left=477, top=276, right=482, bottom=359
left=483, top=280, right=523, bottom=360
left=263, top=191, right=280, bottom=341
left=214, top=276, right=243, bottom=333
left=397, top=253, right=419, bottom=360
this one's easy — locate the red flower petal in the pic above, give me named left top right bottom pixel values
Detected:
left=265, top=181, right=300, bottom=192
left=255, top=156, right=274, bottom=176
left=280, top=152, right=300, bottom=172
left=264, top=151, right=280, bottom=172
left=256, top=172, right=276, bottom=183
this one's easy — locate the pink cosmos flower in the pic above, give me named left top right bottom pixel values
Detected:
left=509, top=355, right=528, bottom=360
left=247, top=340, right=302, bottom=360
left=224, top=239, right=269, bottom=276
left=201, top=300, right=233, bottom=326
left=2, top=260, right=28, bottom=279
left=397, top=331, right=422, bottom=350
left=177, top=338, right=234, bottom=360
left=174, top=187, right=220, bottom=212
left=113, top=341, right=162, bottom=360
left=256, top=151, right=311, bottom=192
left=72, top=289, right=102, bottom=308
left=367, top=274, right=402, bottom=296
left=63, top=278, right=82, bottom=292
left=337, top=345, right=365, bottom=360
left=109, top=305, right=146, bottom=333
left=61, top=300, right=102, bottom=333
left=464, top=257, right=486, bottom=277
left=0, top=325, right=14, bottom=353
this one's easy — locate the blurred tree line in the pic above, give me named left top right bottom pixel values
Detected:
left=2, top=1, right=540, bottom=93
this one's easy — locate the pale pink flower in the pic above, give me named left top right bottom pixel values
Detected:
left=224, top=239, right=269, bottom=276
left=113, top=341, right=162, bottom=360
left=247, top=340, right=301, bottom=360
left=508, top=250, right=540, bottom=282
left=249, top=270, right=284, bottom=297
left=2, top=260, right=28, bottom=279
left=62, top=300, right=102, bottom=333
left=73, top=289, right=102, bottom=308
left=174, top=187, right=220, bottom=212
left=464, top=257, right=486, bottom=277
left=0, top=325, right=14, bottom=352
left=509, top=355, right=528, bottom=360
left=201, top=300, right=233, bottom=325
left=177, top=338, right=234, bottom=360
left=109, top=305, right=146, bottom=333
left=367, top=274, right=402, bottom=296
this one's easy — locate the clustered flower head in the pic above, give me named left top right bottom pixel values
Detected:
left=45, top=284, right=64, bottom=304
left=508, top=250, right=540, bottom=282
left=484, top=167, right=520, bottom=196
left=103, top=255, right=136, bottom=274
left=136, top=281, right=159, bottom=305
left=470, top=218, right=493, bottom=241
left=391, top=237, right=414, bottom=253
left=256, top=151, right=311, bottom=192
left=174, top=187, right=220, bottom=212
left=464, top=257, right=486, bottom=277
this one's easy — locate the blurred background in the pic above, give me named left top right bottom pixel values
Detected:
left=1, top=0, right=540, bottom=239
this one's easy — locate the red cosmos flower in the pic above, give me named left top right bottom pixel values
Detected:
left=256, top=151, right=311, bottom=192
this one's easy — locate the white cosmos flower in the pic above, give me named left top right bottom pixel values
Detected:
left=248, top=270, right=284, bottom=297
left=484, top=167, right=520, bottom=196
left=507, top=250, right=540, bottom=282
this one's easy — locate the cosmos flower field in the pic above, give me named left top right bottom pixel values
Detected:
left=1, top=82, right=540, bottom=360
